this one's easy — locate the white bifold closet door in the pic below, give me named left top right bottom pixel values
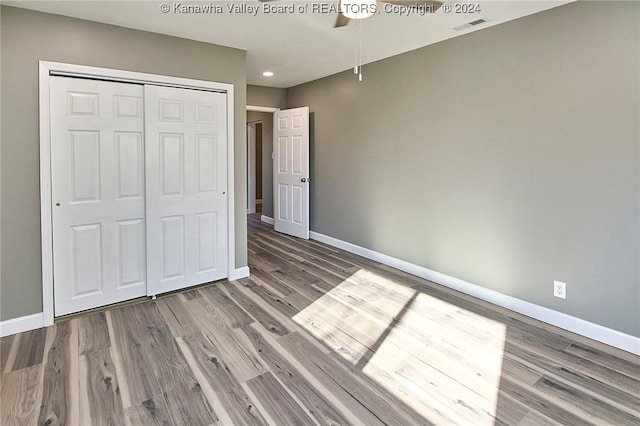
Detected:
left=51, top=77, right=147, bottom=316
left=144, top=85, right=228, bottom=296
left=51, top=77, right=228, bottom=316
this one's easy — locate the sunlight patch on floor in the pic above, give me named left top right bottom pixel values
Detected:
left=293, top=269, right=414, bottom=364
left=293, top=268, right=507, bottom=425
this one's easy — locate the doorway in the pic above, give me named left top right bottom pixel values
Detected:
left=246, top=107, right=278, bottom=222
left=245, top=105, right=311, bottom=240
left=246, top=121, right=263, bottom=215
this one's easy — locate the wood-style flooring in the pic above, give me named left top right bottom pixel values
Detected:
left=1, top=214, right=639, bottom=425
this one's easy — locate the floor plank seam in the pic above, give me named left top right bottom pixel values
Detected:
left=3, top=214, right=639, bottom=426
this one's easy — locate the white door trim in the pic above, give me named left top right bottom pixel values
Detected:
left=247, top=122, right=257, bottom=214
left=39, top=60, right=236, bottom=326
left=246, top=105, right=280, bottom=113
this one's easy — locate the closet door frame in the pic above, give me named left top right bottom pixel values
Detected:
left=39, top=61, right=238, bottom=326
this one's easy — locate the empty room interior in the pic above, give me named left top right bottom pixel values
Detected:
left=1, top=0, right=639, bottom=425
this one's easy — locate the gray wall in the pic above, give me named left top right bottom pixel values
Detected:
left=247, top=84, right=287, bottom=109
left=287, top=1, right=640, bottom=336
left=247, top=111, right=275, bottom=217
left=0, top=6, right=248, bottom=321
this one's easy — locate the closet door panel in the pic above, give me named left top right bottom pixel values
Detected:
left=145, top=85, right=228, bottom=295
left=51, top=77, right=146, bottom=316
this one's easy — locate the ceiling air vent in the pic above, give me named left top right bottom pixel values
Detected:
left=453, top=18, right=488, bottom=31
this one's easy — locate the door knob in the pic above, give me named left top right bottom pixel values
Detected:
left=301, top=178, right=310, bottom=183
left=55, top=203, right=61, bottom=207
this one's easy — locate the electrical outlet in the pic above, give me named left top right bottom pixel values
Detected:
left=554, top=280, right=566, bottom=299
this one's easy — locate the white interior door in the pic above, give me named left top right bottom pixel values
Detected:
left=51, top=77, right=147, bottom=316
left=274, top=107, right=310, bottom=239
left=145, top=85, right=228, bottom=296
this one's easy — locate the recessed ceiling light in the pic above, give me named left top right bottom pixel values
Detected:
left=262, top=71, right=274, bottom=77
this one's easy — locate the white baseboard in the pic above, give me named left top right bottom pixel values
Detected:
left=0, top=268, right=250, bottom=337
left=309, top=231, right=640, bottom=355
left=229, top=266, right=250, bottom=281
left=0, top=312, right=45, bottom=337
left=260, top=215, right=274, bottom=225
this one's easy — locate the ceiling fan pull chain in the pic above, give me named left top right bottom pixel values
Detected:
left=359, top=22, right=363, bottom=81
left=354, top=21, right=359, bottom=74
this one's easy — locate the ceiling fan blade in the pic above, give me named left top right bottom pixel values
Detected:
left=379, top=0, right=443, bottom=12
left=335, top=13, right=351, bottom=28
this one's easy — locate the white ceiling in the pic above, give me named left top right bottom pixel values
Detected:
left=3, top=0, right=574, bottom=88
